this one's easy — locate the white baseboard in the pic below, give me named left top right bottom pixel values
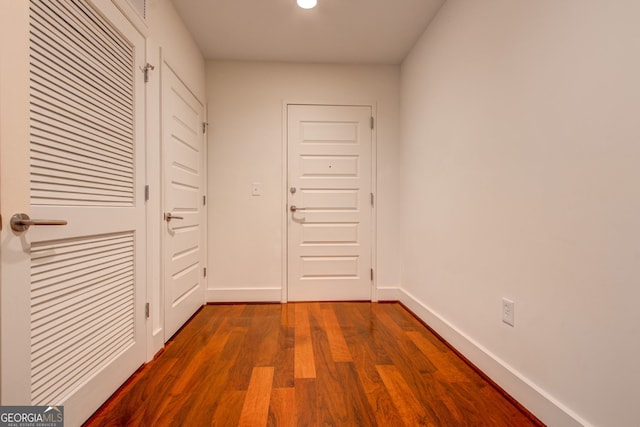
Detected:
left=375, top=286, right=402, bottom=301
left=395, top=288, right=588, bottom=427
left=206, top=287, right=282, bottom=303
left=207, top=286, right=403, bottom=303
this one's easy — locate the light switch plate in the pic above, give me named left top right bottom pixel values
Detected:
left=502, top=298, right=515, bottom=327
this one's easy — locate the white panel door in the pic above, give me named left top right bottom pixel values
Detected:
left=162, top=62, right=205, bottom=340
left=287, top=105, right=373, bottom=301
left=1, top=1, right=146, bottom=426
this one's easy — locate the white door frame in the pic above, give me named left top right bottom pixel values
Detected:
left=144, top=42, right=163, bottom=361
left=281, top=101, right=378, bottom=303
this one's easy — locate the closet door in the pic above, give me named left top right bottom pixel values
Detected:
left=1, top=1, right=146, bottom=425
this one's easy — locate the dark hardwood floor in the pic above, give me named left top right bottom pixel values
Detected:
left=84, top=302, right=543, bottom=426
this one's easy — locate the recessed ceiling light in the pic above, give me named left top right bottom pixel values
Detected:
left=297, top=0, right=317, bottom=9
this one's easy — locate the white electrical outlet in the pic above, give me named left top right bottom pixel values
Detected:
left=502, top=298, right=515, bottom=327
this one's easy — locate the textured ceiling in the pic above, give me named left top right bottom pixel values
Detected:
left=171, top=0, right=446, bottom=64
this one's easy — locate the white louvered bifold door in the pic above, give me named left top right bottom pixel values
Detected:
left=28, top=0, right=146, bottom=425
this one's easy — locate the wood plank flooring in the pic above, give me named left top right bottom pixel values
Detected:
left=84, top=302, right=543, bottom=426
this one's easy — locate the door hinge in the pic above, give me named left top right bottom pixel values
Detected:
left=203, top=267, right=207, bottom=278
left=203, top=195, right=206, bottom=206
left=370, top=268, right=374, bottom=281
left=145, top=302, right=150, bottom=318
left=141, top=63, right=155, bottom=83
left=370, top=116, right=374, bottom=130
left=144, top=185, right=150, bottom=201
left=202, top=122, right=208, bottom=134
left=370, top=193, right=374, bottom=207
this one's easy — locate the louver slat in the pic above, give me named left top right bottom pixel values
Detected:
left=30, top=104, right=133, bottom=156
left=30, top=0, right=134, bottom=207
left=31, top=1, right=133, bottom=98
left=30, top=233, right=135, bottom=405
left=29, top=39, right=132, bottom=122
left=29, top=16, right=132, bottom=120
left=31, top=128, right=133, bottom=169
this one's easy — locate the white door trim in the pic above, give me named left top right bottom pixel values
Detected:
left=145, top=42, right=163, bottom=361
left=281, top=101, right=378, bottom=302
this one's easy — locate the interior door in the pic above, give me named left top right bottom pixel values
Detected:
left=1, top=1, right=146, bottom=425
left=287, top=104, right=373, bottom=301
left=162, top=62, right=205, bottom=340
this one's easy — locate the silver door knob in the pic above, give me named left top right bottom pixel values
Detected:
left=164, top=212, right=184, bottom=221
left=290, top=205, right=307, bottom=212
left=10, top=213, right=67, bottom=232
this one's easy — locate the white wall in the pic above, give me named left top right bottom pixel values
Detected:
left=399, top=1, right=640, bottom=426
left=206, top=61, right=400, bottom=301
left=147, top=0, right=206, bottom=101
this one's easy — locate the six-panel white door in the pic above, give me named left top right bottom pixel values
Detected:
left=287, top=105, right=373, bottom=301
left=162, top=62, right=206, bottom=340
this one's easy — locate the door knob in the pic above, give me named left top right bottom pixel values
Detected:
left=164, top=212, right=184, bottom=221
left=290, top=205, right=307, bottom=212
left=10, top=213, right=67, bottom=232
